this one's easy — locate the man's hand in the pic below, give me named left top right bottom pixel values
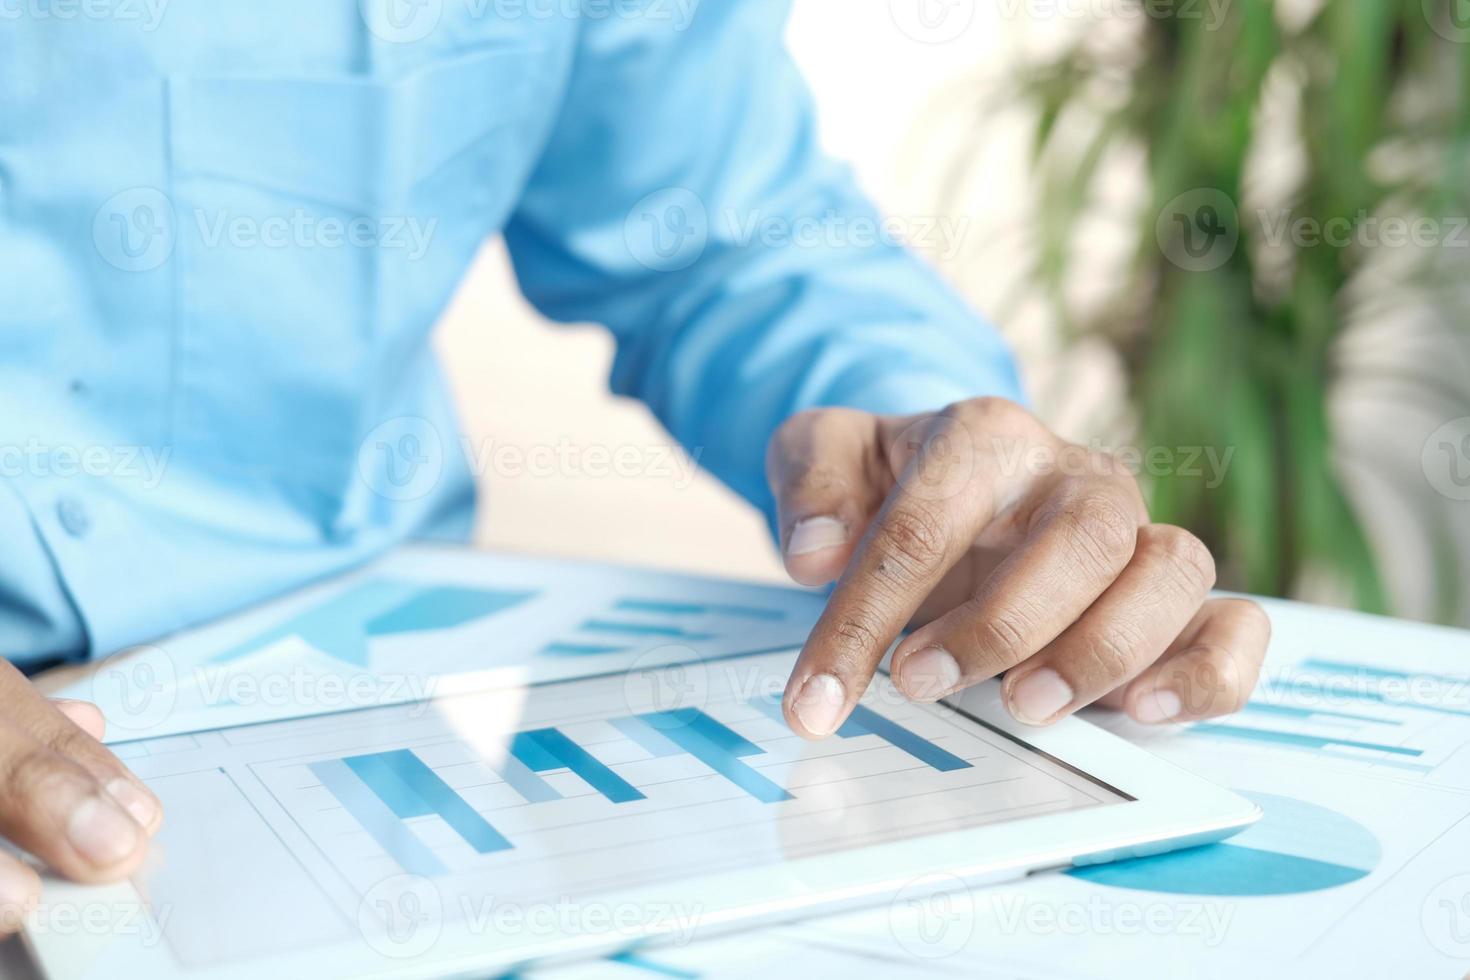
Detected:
left=767, top=398, right=1270, bottom=738
left=0, top=662, right=161, bottom=933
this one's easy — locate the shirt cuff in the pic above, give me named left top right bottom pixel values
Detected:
left=816, top=364, right=1027, bottom=420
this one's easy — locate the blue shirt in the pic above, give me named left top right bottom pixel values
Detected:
left=0, top=0, right=1021, bottom=664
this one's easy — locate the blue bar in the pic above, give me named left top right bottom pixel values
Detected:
left=512, top=729, right=647, bottom=804
left=343, top=752, right=433, bottom=818
left=654, top=708, right=763, bottom=758
left=634, top=712, right=792, bottom=804
left=615, top=598, right=785, bottom=622
left=310, top=759, right=447, bottom=876
left=608, top=950, right=701, bottom=978
left=213, top=580, right=417, bottom=666
left=1300, top=658, right=1469, bottom=687
left=508, top=730, right=561, bottom=771
left=492, top=753, right=563, bottom=803
left=609, top=716, right=681, bottom=758
left=746, top=695, right=788, bottom=727
left=366, top=587, right=534, bottom=636
left=1319, top=749, right=1435, bottom=773
left=542, top=641, right=632, bottom=657
left=838, top=704, right=973, bottom=772
left=1241, top=701, right=1400, bottom=725
left=687, top=710, right=764, bottom=758
left=580, top=619, right=714, bottom=640
left=1271, top=679, right=1470, bottom=718
left=346, top=750, right=513, bottom=853
left=749, top=696, right=973, bottom=772
left=216, top=582, right=534, bottom=667
left=1190, top=723, right=1424, bottom=757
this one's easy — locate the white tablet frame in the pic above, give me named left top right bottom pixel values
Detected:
left=26, top=664, right=1258, bottom=980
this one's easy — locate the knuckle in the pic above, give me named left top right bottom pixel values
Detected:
left=786, top=460, right=849, bottom=501
left=970, top=604, right=1035, bottom=662
left=40, top=727, right=101, bottom=768
left=776, top=407, right=865, bottom=445
left=829, top=613, right=887, bottom=660
left=875, top=506, right=949, bottom=578
left=808, top=406, right=870, bottom=436
left=1057, top=493, right=1138, bottom=575
left=1146, top=525, right=1217, bottom=592
left=1078, top=622, right=1149, bottom=681
left=2, top=747, right=75, bottom=804
left=1220, top=597, right=1271, bottom=635
left=775, top=407, right=826, bottom=441
left=767, top=410, right=826, bottom=474
left=953, top=396, right=1026, bottom=430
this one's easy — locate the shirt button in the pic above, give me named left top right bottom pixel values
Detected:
left=57, top=496, right=92, bottom=538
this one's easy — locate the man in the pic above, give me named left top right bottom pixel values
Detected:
left=0, top=0, right=1268, bottom=922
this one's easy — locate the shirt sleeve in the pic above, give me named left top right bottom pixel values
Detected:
left=503, top=1, right=1024, bottom=521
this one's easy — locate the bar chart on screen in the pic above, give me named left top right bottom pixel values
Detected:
left=122, top=650, right=1122, bottom=968
left=248, top=684, right=1101, bottom=900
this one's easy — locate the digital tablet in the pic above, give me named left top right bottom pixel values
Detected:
left=24, top=648, right=1257, bottom=979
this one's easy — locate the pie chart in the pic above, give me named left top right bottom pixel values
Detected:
left=1069, top=791, right=1380, bottom=896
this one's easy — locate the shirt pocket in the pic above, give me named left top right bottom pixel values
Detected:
left=164, top=46, right=537, bottom=506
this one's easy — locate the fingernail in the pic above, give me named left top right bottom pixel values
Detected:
left=791, top=673, right=846, bottom=737
left=1008, top=668, right=1074, bottom=725
left=0, top=863, right=37, bottom=928
left=787, top=517, right=849, bottom=556
left=67, top=796, right=141, bottom=867
left=106, top=778, right=159, bottom=830
left=1133, top=688, right=1183, bottom=725
left=900, top=647, right=961, bottom=702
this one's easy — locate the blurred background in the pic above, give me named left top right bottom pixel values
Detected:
left=437, top=0, right=1470, bottom=627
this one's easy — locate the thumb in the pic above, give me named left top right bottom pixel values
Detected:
left=765, top=408, right=887, bottom=587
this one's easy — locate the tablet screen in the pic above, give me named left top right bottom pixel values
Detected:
left=110, top=649, right=1128, bottom=970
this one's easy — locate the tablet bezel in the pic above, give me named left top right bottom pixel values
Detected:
left=26, top=654, right=1259, bottom=980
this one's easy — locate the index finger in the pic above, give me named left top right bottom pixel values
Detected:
left=782, top=410, right=999, bottom=738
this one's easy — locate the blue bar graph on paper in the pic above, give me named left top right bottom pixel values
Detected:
left=614, top=598, right=785, bottom=622
left=1241, top=701, right=1400, bottom=725
left=749, top=696, right=972, bottom=772
left=1269, top=679, right=1470, bottom=718
left=1300, top=658, right=1470, bottom=687
left=364, top=587, right=534, bottom=636
left=344, top=750, right=513, bottom=854
left=579, top=619, right=715, bottom=641
left=542, top=641, right=633, bottom=657
left=512, top=728, right=647, bottom=803
left=310, top=758, right=448, bottom=877
left=214, top=581, right=534, bottom=667
left=1190, top=723, right=1424, bottom=757
left=1320, top=750, right=1435, bottom=774
left=629, top=710, right=792, bottom=804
